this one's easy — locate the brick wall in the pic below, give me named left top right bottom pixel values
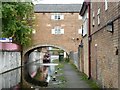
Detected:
left=90, top=2, right=119, bottom=88
left=70, top=52, right=79, bottom=68
left=31, top=13, right=82, bottom=53
left=118, top=2, right=120, bottom=89
left=79, top=7, right=89, bottom=76
left=83, top=36, right=89, bottom=76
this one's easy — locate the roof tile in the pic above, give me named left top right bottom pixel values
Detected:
left=34, top=4, right=82, bottom=13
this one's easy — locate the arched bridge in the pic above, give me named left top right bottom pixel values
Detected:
left=22, top=4, right=82, bottom=87
left=23, top=4, right=82, bottom=55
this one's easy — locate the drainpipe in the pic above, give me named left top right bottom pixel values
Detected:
left=21, top=45, right=23, bottom=88
left=88, top=2, right=91, bottom=79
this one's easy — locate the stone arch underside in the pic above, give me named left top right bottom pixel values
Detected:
left=23, top=44, right=70, bottom=56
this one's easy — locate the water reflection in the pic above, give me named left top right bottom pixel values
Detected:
left=26, top=60, right=58, bottom=87
left=0, top=67, right=21, bottom=89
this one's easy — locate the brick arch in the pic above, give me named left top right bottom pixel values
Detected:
left=23, top=44, right=70, bottom=65
left=23, top=44, right=70, bottom=56
left=22, top=44, right=70, bottom=87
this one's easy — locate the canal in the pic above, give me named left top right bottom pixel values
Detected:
left=24, top=58, right=59, bottom=87
left=0, top=55, right=59, bottom=89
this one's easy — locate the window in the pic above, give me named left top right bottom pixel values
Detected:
left=83, top=21, right=88, bottom=36
left=82, top=11, right=88, bottom=37
left=92, top=11, right=95, bottom=27
left=97, top=8, right=100, bottom=25
left=55, top=28, right=61, bottom=34
left=51, top=26, right=64, bottom=34
left=51, top=13, right=64, bottom=20
left=91, top=3, right=92, bottom=9
left=55, top=15, right=60, bottom=20
left=105, top=0, right=108, bottom=11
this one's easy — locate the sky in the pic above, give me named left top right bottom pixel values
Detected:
left=32, top=0, right=84, bottom=4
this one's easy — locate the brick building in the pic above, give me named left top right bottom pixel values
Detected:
left=79, top=2, right=90, bottom=77
left=80, top=1, right=120, bottom=88
left=32, top=4, right=82, bottom=53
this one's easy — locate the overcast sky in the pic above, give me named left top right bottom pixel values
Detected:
left=32, top=0, right=84, bottom=4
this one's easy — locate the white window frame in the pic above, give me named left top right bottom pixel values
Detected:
left=91, top=3, right=92, bottom=9
left=82, top=20, right=88, bottom=36
left=92, top=11, right=95, bottom=27
left=51, top=26, right=64, bottom=34
left=55, top=28, right=61, bottom=34
left=105, top=0, right=108, bottom=11
left=51, top=13, right=64, bottom=20
left=97, top=8, right=100, bottom=25
left=82, top=11, right=88, bottom=37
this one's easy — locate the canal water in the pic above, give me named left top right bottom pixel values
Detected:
left=25, top=59, right=58, bottom=86
left=0, top=59, right=58, bottom=89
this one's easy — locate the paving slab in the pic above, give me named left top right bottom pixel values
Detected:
left=63, top=63, right=91, bottom=88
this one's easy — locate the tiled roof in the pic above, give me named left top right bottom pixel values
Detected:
left=34, top=4, right=82, bottom=13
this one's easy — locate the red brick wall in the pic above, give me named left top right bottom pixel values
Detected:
left=118, top=2, right=120, bottom=89
left=31, top=13, right=82, bottom=53
left=90, top=2, right=119, bottom=88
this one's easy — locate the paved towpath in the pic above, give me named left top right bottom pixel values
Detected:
left=63, top=63, right=91, bottom=88
left=47, top=62, right=92, bottom=88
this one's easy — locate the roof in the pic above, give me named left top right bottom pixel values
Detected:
left=34, top=4, right=82, bottom=13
